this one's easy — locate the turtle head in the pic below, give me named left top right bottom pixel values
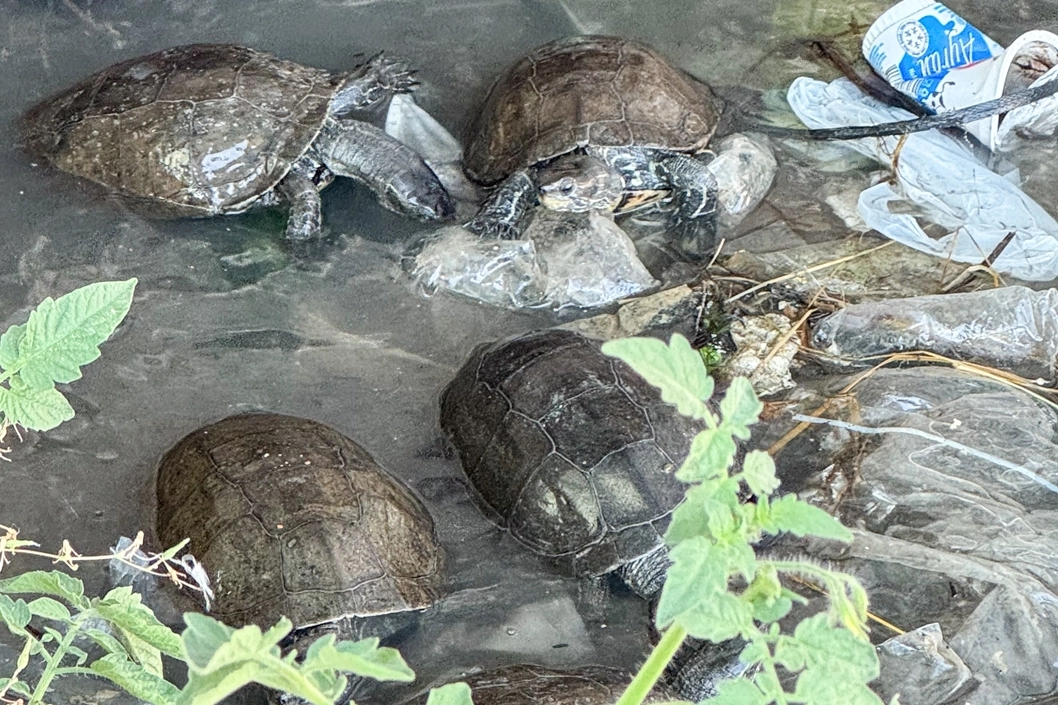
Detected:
left=536, top=154, right=624, bottom=213
left=383, top=161, right=456, bottom=221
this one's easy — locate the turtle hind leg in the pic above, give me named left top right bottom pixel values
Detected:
left=316, top=119, right=454, bottom=221
left=277, top=168, right=323, bottom=241
left=656, top=154, right=720, bottom=259
left=466, top=170, right=536, bottom=239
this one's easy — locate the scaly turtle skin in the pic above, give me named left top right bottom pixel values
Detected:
left=417, top=665, right=678, bottom=705
left=439, top=329, right=701, bottom=597
left=22, top=44, right=454, bottom=240
left=463, top=35, right=723, bottom=257
left=155, top=413, right=446, bottom=633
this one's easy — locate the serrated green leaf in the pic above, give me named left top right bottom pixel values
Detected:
left=91, top=653, right=180, bottom=705
left=181, top=613, right=240, bottom=670
left=740, top=450, right=780, bottom=497
left=719, top=377, right=762, bottom=440
left=0, top=570, right=88, bottom=609
left=0, top=323, right=26, bottom=371
left=654, top=537, right=727, bottom=628
left=303, top=635, right=415, bottom=683
left=0, top=594, right=32, bottom=634
left=676, top=429, right=737, bottom=482
left=763, top=495, right=853, bottom=541
left=12, top=279, right=136, bottom=391
left=96, top=586, right=182, bottom=659
left=713, top=541, right=757, bottom=582
left=426, top=682, right=474, bottom=705
left=82, top=626, right=131, bottom=659
left=677, top=591, right=753, bottom=643
left=0, top=677, right=32, bottom=697
left=702, top=677, right=768, bottom=705
left=26, top=596, right=71, bottom=622
left=0, top=377, right=75, bottom=431
left=794, top=664, right=885, bottom=705
left=602, top=335, right=715, bottom=420
left=792, top=614, right=879, bottom=681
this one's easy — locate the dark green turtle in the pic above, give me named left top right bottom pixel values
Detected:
left=416, top=664, right=677, bottom=705
left=22, top=44, right=454, bottom=240
left=439, top=329, right=702, bottom=598
left=155, top=413, right=446, bottom=635
left=463, top=35, right=723, bottom=257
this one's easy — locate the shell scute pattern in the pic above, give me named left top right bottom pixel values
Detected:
left=464, top=36, right=720, bottom=185
left=156, top=413, right=445, bottom=631
left=22, top=44, right=338, bottom=217
left=441, top=329, right=699, bottom=578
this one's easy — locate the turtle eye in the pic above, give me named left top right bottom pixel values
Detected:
left=558, top=178, right=575, bottom=195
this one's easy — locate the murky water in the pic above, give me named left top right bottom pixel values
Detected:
left=3, top=0, right=1058, bottom=701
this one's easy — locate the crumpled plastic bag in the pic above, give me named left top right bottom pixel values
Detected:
left=787, top=77, right=1058, bottom=281
left=411, top=211, right=659, bottom=310
left=784, top=366, right=1058, bottom=704
left=810, top=285, right=1058, bottom=381
left=708, top=133, right=777, bottom=227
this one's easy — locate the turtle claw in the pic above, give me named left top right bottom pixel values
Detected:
left=364, top=52, right=418, bottom=94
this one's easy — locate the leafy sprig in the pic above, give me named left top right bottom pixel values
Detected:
left=0, top=279, right=136, bottom=433
left=603, top=334, right=887, bottom=705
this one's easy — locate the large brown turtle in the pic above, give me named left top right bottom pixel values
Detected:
left=439, top=329, right=702, bottom=598
left=21, top=44, right=454, bottom=241
left=155, top=413, right=446, bottom=639
left=463, top=35, right=724, bottom=257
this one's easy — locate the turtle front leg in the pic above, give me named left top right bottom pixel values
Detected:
left=656, top=154, right=720, bottom=259
left=277, top=169, right=323, bottom=241
left=316, top=119, right=454, bottom=221
left=331, top=53, right=417, bottom=116
left=466, top=170, right=537, bottom=240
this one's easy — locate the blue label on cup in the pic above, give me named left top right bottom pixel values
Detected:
left=895, top=10, right=994, bottom=81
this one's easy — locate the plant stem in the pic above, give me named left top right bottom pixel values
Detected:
left=29, top=618, right=82, bottom=704
left=615, top=623, right=687, bottom=705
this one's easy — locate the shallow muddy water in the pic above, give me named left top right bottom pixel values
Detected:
left=3, top=0, right=1058, bottom=701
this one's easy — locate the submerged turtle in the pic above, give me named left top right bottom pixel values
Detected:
left=415, top=664, right=677, bottom=705
left=155, top=413, right=446, bottom=636
left=439, top=329, right=702, bottom=598
left=463, top=35, right=724, bottom=257
left=22, top=44, right=454, bottom=240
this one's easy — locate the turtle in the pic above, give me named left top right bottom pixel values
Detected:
left=414, top=664, right=678, bottom=705
left=439, top=328, right=703, bottom=598
left=462, top=35, right=725, bottom=257
left=155, top=413, right=446, bottom=639
left=21, top=44, right=454, bottom=241
left=462, top=35, right=1058, bottom=258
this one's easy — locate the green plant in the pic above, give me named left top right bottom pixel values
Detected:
left=0, top=279, right=136, bottom=436
left=0, top=565, right=422, bottom=705
left=603, top=334, right=890, bottom=705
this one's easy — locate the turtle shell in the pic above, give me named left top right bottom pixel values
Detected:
left=463, top=35, right=722, bottom=185
left=439, top=329, right=700, bottom=578
left=21, top=44, right=343, bottom=217
left=417, top=664, right=678, bottom=705
left=155, top=413, right=445, bottom=630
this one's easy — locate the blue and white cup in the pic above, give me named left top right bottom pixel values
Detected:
left=863, top=0, right=1006, bottom=144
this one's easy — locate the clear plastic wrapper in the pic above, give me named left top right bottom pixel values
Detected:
left=410, top=211, right=659, bottom=310
left=784, top=366, right=1058, bottom=704
left=810, top=285, right=1058, bottom=380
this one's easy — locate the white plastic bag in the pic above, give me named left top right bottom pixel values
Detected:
left=788, top=77, right=1058, bottom=281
